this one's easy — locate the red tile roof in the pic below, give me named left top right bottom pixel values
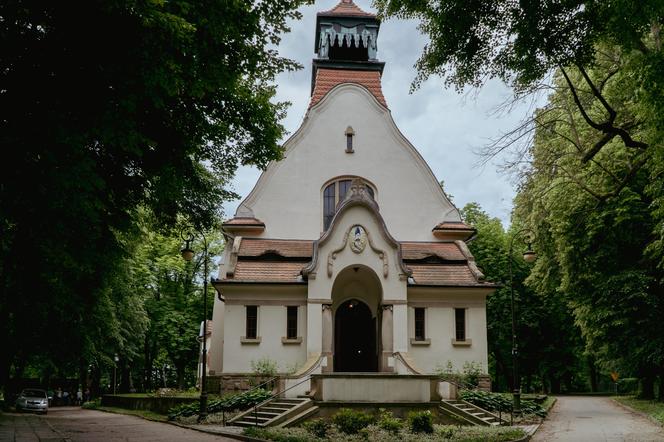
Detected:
left=238, top=239, right=313, bottom=258
left=318, top=0, right=376, bottom=18
left=408, top=264, right=481, bottom=286
left=433, top=222, right=475, bottom=231
left=230, top=261, right=305, bottom=283
left=219, top=238, right=494, bottom=287
left=223, top=217, right=265, bottom=226
left=310, top=68, right=387, bottom=108
left=401, top=242, right=467, bottom=261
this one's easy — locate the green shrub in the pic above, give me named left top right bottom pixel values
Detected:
left=81, top=398, right=100, bottom=409
left=462, top=361, right=483, bottom=388
left=377, top=408, right=403, bottom=434
left=460, top=390, right=512, bottom=413
left=244, top=427, right=311, bottom=442
left=167, top=388, right=272, bottom=420
left=302, top=418, right=330, bottom=438
left=459, top=390, right=547, bottom=417
left=251, top=357, right=278, bottom=377
left=407, top=410, right=434, bottom=433
left=332, top=408, right=374, bottom=434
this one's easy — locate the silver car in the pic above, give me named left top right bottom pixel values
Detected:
left=15, top=389, right=49, bottom=414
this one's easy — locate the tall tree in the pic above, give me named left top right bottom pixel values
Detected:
left=461, top=203, right=584, bottom=393
left=0, top=0, right=310, bottom=394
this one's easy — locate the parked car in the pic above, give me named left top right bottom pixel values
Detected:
left=15, top=389, right=48, bottom=414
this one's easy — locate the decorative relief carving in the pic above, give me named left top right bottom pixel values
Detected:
left=349, top=225, right=367, bottom=253
left=327, top=223, right=389, bottom=278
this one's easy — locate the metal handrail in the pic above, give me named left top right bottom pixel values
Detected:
left=245, top=376, right=279, bottom=394
left=251, top=375, right=312, bottom=427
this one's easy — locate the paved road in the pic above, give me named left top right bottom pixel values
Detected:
left=0, top=407, right=237, bottom=442
left=533, top=396, right=664, bottom=441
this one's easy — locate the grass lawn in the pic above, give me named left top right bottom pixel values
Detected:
left=541, top=396, right=557, bottom=413
left=613, top=396, right=664, bottom=426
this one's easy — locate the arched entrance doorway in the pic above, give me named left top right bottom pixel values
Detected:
left=334, top=299, right=376, bottom=372
left=330, top=265, right=382, bottom=372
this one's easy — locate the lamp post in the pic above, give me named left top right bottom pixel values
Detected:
left=180, top=226, right=210, bottom=422
left=113, top=354, right=119, bottom=395
left=508, top=228, right=536, bottom=416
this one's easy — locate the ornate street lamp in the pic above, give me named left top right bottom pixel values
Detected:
left=508, top=228, right=537, bottom=416
left=180, top=226, right=210, bottom=422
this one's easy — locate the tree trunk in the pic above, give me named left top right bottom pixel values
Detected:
left=176, top=364, right=185, bottom=390
left=639, top=375, right=655, bottom=400
left=658, top=369, right=664, bottom=402
left=549, top=374, right=561, bottom=394
left=120, top=365, right=131, bottom=393
left=588, top=356, right=598, bottom=392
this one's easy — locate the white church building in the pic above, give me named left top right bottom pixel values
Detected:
left=208, top=0, right=496, bottom=394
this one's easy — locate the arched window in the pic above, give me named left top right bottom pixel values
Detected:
left=323, top=178, right=375, bottom=230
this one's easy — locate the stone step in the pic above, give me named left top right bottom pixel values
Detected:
left=261, top=406, right=292, bottom=412
left=234, top=420, right=269, bottom=427
left=276, top=406, right=320, bottom=428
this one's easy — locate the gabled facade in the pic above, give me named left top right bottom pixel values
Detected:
left=209, top=0, right=495, bottom=387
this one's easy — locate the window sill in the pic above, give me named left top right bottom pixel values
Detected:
left=281, top=337, right=302, bottom=345
left=410, top=338, right=431, bottom=346
left=451, top=339, right=472, bottom=347
left=241, top=337, right=261, bottom=345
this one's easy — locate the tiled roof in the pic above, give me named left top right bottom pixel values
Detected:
left=223, top=217, right=265, bottom=226
left=230, top=261, right=305, bottom=283
left=408, top=264, right=481, bottom=286
left=219, top=238, right=494, bottom=287
left=238, top=239, right=313, bottom=258
left=310, top=68, right=387, bottom=108
left=401, top=242, right=467, bottom=261
left=433, top=221, right=475, bottom=231
left=318, top=0, right=376, bottom=18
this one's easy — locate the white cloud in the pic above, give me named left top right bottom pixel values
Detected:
left=223, top=0, right=542, bottom=227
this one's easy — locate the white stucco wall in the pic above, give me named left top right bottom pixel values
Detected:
left=406, top=288, right=489, bottom=374
left=236, top=84, right=460, bottom=241
left=219, top=287, right=308, bottom=373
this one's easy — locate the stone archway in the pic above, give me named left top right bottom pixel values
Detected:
left=330, top=265, right=383, bottom=372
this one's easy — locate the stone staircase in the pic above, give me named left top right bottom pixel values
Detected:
left=439, top=399, right=506, bottom=427
left=228, top=397, right=318, bottom=428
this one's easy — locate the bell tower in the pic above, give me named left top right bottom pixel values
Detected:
left=311, top=0, right=385, bottom=96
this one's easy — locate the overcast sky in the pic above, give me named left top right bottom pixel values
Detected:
left=223, top=0, right=544, bottom=227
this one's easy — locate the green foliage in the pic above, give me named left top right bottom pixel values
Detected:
left=461, top=203, right=585, bottom=394
left=331, top=408, right=375, bottom=434
left=0, top=0, right=310, bottom=394
left=407, top=410, right=433, bottom=434
left=302, top=418, right=330, bottom=438
left=81, top=398, right=101, bottom=410
left=614, top=396, right=664, bottom=426
left=434, top=360, right=484, bottom=389
left=244, top=427, right=313, bottom=442
left=377, top=408, right=403, bottom=434
left=460, top=390, right=547, bottom=417
left=251, top=357, right=278, bottom=378
left=167, top=388, right=272, bottom=420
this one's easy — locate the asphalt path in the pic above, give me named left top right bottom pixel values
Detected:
left=533, top=396, right=664, bottom=441
left=0, top=407, right=237, bottom=442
